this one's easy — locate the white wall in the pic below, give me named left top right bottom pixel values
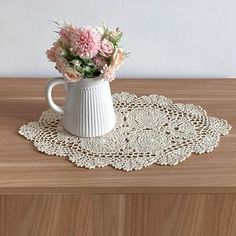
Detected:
left=0, top=0, right=235, bottom=78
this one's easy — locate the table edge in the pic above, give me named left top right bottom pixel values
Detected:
left=0, top=186, right=236, bottom=194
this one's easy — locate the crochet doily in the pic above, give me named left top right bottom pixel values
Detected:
left=19, top=92, right=231, bottom=171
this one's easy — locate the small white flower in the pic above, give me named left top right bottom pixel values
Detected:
left=72, top=59, right=81, bottom=68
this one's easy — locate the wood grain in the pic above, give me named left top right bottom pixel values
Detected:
left=1, top=194, right=236, bottom=236
left=0, top=78, right=235, bottom=194
left=0, top=78, right=236, bottom=235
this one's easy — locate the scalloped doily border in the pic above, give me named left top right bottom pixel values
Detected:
left=18, top=92, right=232, bottom=171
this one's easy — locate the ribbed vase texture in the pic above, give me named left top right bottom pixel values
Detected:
left=45, top=76, right=116, bottom=137
left=63, top=77, right=116, bottom=137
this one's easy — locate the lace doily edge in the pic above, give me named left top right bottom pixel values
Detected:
left=18, top=92, right=232, bottom=171
left=18, top=121, right=231, bottom=171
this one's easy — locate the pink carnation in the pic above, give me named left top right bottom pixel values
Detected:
left=99, top=38, right=114, bottom=57
left=46, top=41, right=62, bottom=62
left=71, top=26, right=101, bottom=59
left=59, top=24, right=76, bottom=46
left=101, top=64, right=116, bottom=82
left=55, top=57, right=68, bottom=73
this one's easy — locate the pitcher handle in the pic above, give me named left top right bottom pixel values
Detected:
left=45, top=77, right=67, bottom=114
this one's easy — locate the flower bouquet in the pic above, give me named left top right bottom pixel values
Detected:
left=46, top=21, right=127, bottom=81
left=45, top=21, right=127, bottom=137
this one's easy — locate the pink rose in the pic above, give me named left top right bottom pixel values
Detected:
left=63, top=67, right=82, bottom=82
left=99, top=38, right=114, bottom=57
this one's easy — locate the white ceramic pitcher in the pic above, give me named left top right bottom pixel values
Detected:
left=45, top=76, right=116, bottom=137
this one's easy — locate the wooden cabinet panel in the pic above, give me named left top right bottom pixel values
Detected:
left=1, top=194, right=236, bottom=236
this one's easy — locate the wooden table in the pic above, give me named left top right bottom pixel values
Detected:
left=0, top=78, right=235, bottom=236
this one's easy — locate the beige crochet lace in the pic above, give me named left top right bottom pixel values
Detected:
left=19, top=92, right=231, bottom=171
